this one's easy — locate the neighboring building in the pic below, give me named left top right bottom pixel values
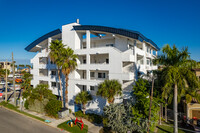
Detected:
left=184, top=68, right=200, bottom=119
left=193, top=68, right=200, bottom=81
left=25, top=21, right=159, bottom=114
left=0, top=61, right=11, bottom=70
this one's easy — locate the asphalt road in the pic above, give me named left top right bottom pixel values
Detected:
left=0, top=108, right=62, bottom=133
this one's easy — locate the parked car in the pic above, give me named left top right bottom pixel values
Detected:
left=0, top=87, right=11, bottom=92
left=0, top=80, right=6, bottom=85
left=15, top=78, right=23, bottom=83
left=9, top=85, right=21, bottom=90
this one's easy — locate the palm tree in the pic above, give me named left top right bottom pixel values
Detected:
left=21, top=72, right=32, bottom=91
left=75, top=91, right=92, bottom=114
left=153, top=44, right=199, bottom=133
left=49, top=39, right=65, bottom=107
left=62, top=47, right=78, bottom=108
left=0, top=69, right=10, bottom=80
left=97, top=79, right=122, bottom=104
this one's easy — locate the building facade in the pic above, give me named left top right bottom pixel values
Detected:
left=25, top=21, right=159, bottom=114
left=0, top=61, right=11, bottom=70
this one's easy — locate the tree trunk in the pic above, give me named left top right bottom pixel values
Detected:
left=58, top=69, right=63, bottom=108
left=65, top=73, right=69, bottom=108
left=147, top=78, right=154, bottom=133
left=174, top=84, right=178, bottom=133
left=161, top=103, right=163, bottom=118
left=159, top=105, right=162, bottom=125
left=165, top=97, right=168, bottom=122
left=82, top=104, right=86, bottom=115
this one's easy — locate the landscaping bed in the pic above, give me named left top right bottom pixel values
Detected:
left=57, top=120, right=88, bottom=133
left=75, top=110, right=102, bottom=124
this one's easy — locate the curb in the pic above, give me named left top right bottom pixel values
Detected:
left=1, top=106, right=69, bottom=133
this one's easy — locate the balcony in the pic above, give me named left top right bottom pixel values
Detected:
left=39, top=69, right=48, bottom=77
left=122, top=73, right=134, bottom=80
left=122, top=54, right=134, bottom=62
left=135, top=47, right=145, bottom=56
left=75, top=70, right=87, bottom=80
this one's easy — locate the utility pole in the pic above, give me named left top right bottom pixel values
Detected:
left=147, top=77, right=154, bottom=133
left=12, top=52, right=16, bottom=106
left=5, top=59, right=8, bottom=102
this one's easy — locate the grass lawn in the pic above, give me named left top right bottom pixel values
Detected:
left=157, top=121, right=193, bottom=133
left=0, top=101, right=45, bottom=122
left=58, top=120, right=88, bottom=133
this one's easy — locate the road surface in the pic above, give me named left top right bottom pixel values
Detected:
left=0, top=107, right=62, bottom=133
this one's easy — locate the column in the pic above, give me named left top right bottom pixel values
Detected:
left=48, top=37, right=52, bottom=50
left=143, top=42, right=146, bottom=65
left=87, top=54, right=90, bottom=80
left=134, top=40, right=137, bottom=63
left=87, top=70, right=90, bottom=80
left=86, top=30, right=90, bottom=49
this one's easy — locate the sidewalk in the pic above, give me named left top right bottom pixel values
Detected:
left=20, top=107, right=102, bottom=133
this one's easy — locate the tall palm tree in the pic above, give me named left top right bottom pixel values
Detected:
left=62, top=47, right=78, bottom=108
left=154, top=44, right=199, bottom=133
left=75, top=91, right=92, bottom=114
left=21, top=72, right=32, bottom=91
left=49, top=39, right=65, bottom=107
left=0, top=69, right=10, bottom=80
left=97, top=79, right=122, bottom=104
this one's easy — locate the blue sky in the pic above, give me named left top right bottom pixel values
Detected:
left=0, top=0, right=200, bottom=64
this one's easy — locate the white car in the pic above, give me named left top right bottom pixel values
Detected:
left=9, top=85, right=21, bottom=90
left=0, top=81, right=5, bottom=85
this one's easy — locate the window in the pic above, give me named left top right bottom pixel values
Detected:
left=51, top=70, right=56, bottom=76
left=147, top=60, right=150, bottom=65
left=82, top=85, right=86, bottom=91
left=90, top=86, right=95, bottom=91
left=98, top=73, right=106, bottom=78
left=83, top=59, right=86, bottom=64
left=106, top=44, right=114, bottom=47
left=90, top=72, right=95, bottom=77
left=106, top=59, right=109, bottom=64
left=51, top=82, right=57, bottom=87
left=50, top=61, right=54, bottom=64
left=146, top=47, right=149, bottom=53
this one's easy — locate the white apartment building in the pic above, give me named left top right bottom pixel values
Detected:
left=25, top=21, right=159, bottom=114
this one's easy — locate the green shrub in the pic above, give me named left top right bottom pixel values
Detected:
left=69, top=109, right=72, bottom=114
left=45, top=99, right=62, bottom=118
left=75, top=111, right=102, bottom=124
left=99, top=127, right=113, bottom=133
left=75, top=110, right=84, bottom=117
left=24, top=100, right=29, bottom=109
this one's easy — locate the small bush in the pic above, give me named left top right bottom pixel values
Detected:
left=45, top=99, right=62, bottom=118
left=75, top=110, right=84, bottom=117
left=24, top=100, right=29, bottom=109
left=75, top=111, right=102, bottom=124
left=69, top=109, right=72, bottom=114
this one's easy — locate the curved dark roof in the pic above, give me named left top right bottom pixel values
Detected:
left=73, top=25, right=159, bottom=50
left=25, top=29, right=61, bottom=51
